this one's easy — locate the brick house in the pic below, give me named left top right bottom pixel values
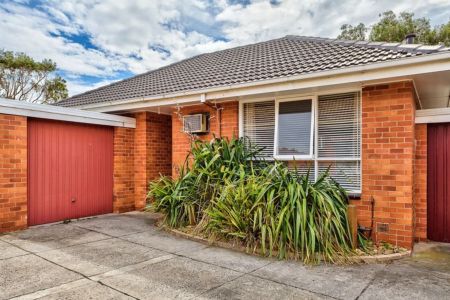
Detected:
left=1, top=36, right=450, bottom=249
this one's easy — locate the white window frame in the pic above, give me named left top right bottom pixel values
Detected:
left=239, top=89, right=362, bottom=194
left=274, top=96, right=316, bottom=160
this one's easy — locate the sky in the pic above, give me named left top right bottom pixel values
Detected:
left=1, top=0, right=449, bottom=96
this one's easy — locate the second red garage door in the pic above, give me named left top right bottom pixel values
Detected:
left=28, top=118, right=114, bottom=226
left=427, top=123, right=450, bottom=243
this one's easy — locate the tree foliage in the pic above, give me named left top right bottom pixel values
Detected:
left=337, top=23, right=368, bottom=40
left=338, top=10, right=450, bottom=46
left=0, top=50, right=68, bottom=103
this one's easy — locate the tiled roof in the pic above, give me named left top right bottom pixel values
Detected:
left=56, top=35, right=450, bottom=107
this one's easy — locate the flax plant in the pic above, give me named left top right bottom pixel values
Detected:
left=149, top=137, right=353, bottom=263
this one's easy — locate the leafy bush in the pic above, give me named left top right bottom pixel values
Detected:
left=148, top=137, right=353, bottom=263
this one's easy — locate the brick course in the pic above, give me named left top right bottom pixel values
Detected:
left=352, top=81, right=416, bottom=248
left=172, top=101, right=238, bottom=177
left=113, top=126, right=135, bottom=213
left=134, top=112, right=148, bottom=210
left=114, top=112, right=172, bottom=211
left=0, top=114, right=27, bottom=232
left=414, top=123, right=427, bottom=241
left=146, top=112, right=172, bottom=182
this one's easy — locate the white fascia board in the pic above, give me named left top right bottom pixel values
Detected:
left=0, top=98, right=136, bottom=128
left=416, top=107, right=450, bottom=124
left=85, top=94, right=200, bottom=113
left=75, top=52, right=450, bottom=113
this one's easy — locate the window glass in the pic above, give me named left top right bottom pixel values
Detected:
left=277, top=100, right=312, bottom=156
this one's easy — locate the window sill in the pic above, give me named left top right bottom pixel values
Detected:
left=274, top=155, right=313, bottom=161
left=348, top=192, right=361, bottom=199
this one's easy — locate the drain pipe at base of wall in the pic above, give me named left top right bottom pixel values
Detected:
left=358, top=196, right=375, bottom=239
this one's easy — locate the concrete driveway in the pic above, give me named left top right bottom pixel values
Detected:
left=1, top=212, right=449, bottom=300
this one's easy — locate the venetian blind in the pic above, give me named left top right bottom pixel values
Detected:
left=317, top=92, right=361, bottom=191
left=318, top=161, right=361, bottom=191
left=317, top=92, right=360, bottom=158
left=243, top=100, right=275, bottom=157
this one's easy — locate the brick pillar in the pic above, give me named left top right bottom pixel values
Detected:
left=113, top=127, right=135, bottom=213
left=0, top=114, right=27, bottom=232
left=414, top=124, right=427, bottom=241
left=146, top=113, right=172, bottom=183
left=134, top=112, right=173, bottom=209
left=360, top=81, right=416, bottom=248
left=134, top=112, right=148, bottom=210
left=172, top=101, right=238, bottom=177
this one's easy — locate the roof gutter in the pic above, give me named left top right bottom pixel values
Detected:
left=74, top=51, right=450, bottom=112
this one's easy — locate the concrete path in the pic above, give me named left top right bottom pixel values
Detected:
left=1, top=212, right=449, bottom=300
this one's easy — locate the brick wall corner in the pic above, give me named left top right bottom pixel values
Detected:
left=0, top=114, right=28, bottom=232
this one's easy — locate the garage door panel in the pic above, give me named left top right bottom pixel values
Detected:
left=28, top=119, right=113, bottom=226
left=427, top=123, right=450, bottom=243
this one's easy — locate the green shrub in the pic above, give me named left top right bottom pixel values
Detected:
left=150, top=137, right=262, bottom=227
left=149, top=171, right=198, bottom=227
left=204, top=162, right=351, bottom=263
left=148, top=136, right=352, bottom=263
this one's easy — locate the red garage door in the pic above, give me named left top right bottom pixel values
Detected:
left=427, top=123, right=450, bottom=243
left=28, top=119, right=113, bottom=226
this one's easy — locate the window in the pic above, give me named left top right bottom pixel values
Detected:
left=240, top=91, right=361, bottom=193
left=276, top=99, right=313, bottom=158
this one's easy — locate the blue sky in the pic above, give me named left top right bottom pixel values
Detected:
left=1, top=0, right=449, bottom=96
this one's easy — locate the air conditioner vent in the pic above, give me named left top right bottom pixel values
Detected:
left=183, top=114, right=208, bottom=133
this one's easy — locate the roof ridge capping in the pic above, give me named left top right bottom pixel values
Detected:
left=285, top=35, right=449, bottom=54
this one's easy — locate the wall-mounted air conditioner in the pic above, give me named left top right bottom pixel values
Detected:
left=183, top=114, right=209, bottom=133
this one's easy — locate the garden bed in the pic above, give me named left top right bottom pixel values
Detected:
left=148, top=137, right=410, bottom=264
left=159, top=223, right=410, bottom=264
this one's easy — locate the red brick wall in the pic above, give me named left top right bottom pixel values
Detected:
left=134, top=112, right=172, bottom=209
left=355, top=81, right=416, bottom=248
left=0, top=114, right=27, bottom=232
left=172, top=101, right=238, bottom=176
left=134, top=112, right=148, bottom=210
left=113, top=126, right=135, bottom=213
left=414, top=123, right=427, bottom=241
left=114, top=112, right=172, bottom=211
left=146, top=112, right=172, bottom=199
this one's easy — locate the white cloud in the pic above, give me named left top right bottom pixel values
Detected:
left=1, top=0, right=449, bottom=96
left=216, top=0, right=450, bottom=43
left=66, top=78, right=119, bottom=97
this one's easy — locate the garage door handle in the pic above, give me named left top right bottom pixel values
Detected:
left=71, top=197, right=76, bottom=203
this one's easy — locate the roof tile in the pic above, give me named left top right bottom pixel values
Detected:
left=57, top=35, right=449, bottom=107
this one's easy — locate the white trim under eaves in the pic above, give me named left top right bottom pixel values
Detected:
left=0, top=98, right=136, bottom=128
left=416, top=107, right=450, bottom=124
left=77, top=51, right=450, bottom=113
